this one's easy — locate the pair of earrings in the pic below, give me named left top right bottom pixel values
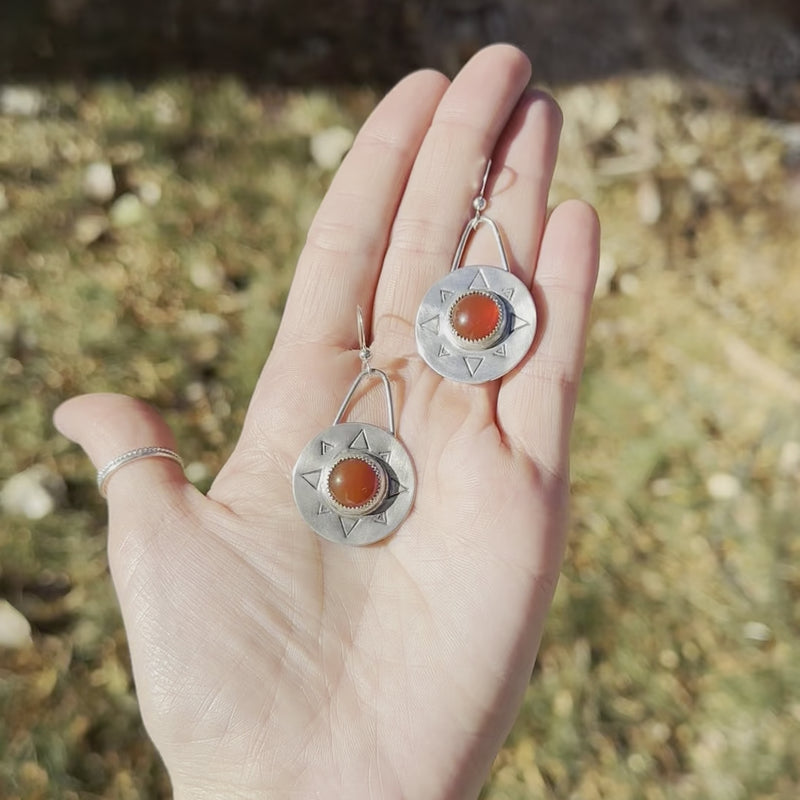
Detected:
left=292, top=162, right=537, bottom=546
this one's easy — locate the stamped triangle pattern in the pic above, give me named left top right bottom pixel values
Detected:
left=420, top=315, right=440, bottom=334
left=468, top=269, right=490, bottom=291
left=301, top=469, right=322, bottom=489
left=511, top=314, right=530, bottom=332
left=340, top=517, right=360, bottom=537
left=464, top=356, right=484, bottom=377
left=387, top=478, right=408, bottom=500
left=349, top=429, right=370, bottom=450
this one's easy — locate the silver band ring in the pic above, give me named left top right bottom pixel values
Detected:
left=97, top=447, right=184, bottom=497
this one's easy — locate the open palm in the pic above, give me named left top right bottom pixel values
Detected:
left=55, top=45, right=599, bottom=800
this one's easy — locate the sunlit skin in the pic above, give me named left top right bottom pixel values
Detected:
left=54, top=45, right=599, bottom=800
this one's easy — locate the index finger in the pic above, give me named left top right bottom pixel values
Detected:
left=274, top=69, right=450, bottom=352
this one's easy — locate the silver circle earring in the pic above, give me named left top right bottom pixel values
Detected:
left=415, top=161, right=537, bottom=383
left=292, top=308, right=415, bottom=546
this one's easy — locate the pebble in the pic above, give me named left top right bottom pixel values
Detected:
left=189, top=259, right=226, bottom=292
left=743, top=621, right=772, bottom=643
left=1, top=465, right=67, bottom=519
left=705, top=472, right=741, bottom=500
left=618, top=272, right=641, bottom=296
left=138, top=180, right=162, bottom=207
left=109, top=193, right=144, bottom=227
left=179, top=310, right=227, bottom=337
left=689, top=168, right=718, bottom=196
left=74, top=213, right=110, bottom=245
left=310, top=125, right=354, bottom=170
left=636, top=177, right=662, bottom=225
left=0, top=600, right=32, bottom=649
left=0, top=86, right=44, bottom=117
left=0, top=183, right=8, bottom=213
left=83, top=161, right=116, bottom=203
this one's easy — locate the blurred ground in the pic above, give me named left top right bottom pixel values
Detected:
left=1, top=2, right=800, bottom=798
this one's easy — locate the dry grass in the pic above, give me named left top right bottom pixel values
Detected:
left=1, top=67, right=799, bottom=799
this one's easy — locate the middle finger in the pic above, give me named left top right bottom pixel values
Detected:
left=372, top=44, right=533, bottom=351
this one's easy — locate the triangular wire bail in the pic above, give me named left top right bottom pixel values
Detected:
left=450, top=160, right=510, bottom=273
left=332, top=308, right=395, bottom=435
left=332, top=368, right=396, bottom=436
left=450, top=215, right=511, bottom=273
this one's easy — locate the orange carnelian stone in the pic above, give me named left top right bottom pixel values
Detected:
left=328, top=458, right=380, bottom=508
left=451, top=292, right=501, bottom=341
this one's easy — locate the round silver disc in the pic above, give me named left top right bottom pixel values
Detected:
left=415, top=266, right=537, bottom=383
left=292, top=422, right=415, bottom=546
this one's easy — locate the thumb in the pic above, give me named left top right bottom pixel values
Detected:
left=54, top=392, right=194, bottom=527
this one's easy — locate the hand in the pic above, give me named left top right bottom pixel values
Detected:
left=55, top=44, right=599, bottom=800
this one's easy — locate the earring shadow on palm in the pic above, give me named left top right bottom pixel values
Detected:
left=55, top=44, right=599, bottom=800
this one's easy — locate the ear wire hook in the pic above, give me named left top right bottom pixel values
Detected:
left=450, top=159, right=510, bottom=273
left=473, top=158, right=491, bottom=218
left=333, top=307, right=396, bottom=435
left=356, top=305, right=371, bottom=372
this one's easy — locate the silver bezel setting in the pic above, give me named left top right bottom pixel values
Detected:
left=292, top=422, right=415, bottom=546
left=445, top=289, right=508, bottom=351
left=416, top=266, right=536, bottom=383
left=322, top=452, right=388, bottom=517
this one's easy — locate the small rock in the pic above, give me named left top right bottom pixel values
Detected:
left=0, top=600, right=32, bottom=649
left=658, top=649, right=680, bottom=670
left=74, top=213, right=109, bottom=245
left=706, top=472, right=741, bottom=500
left=743, top=621, right=772, bottom=643
left=689, top=168, right=717, bottom=196
left=1, top=465, right=67, bottom=519
left=83, top=161, right=116, bottom=203
left=310, top=125, right=354, bottom=170
left=189, top=259, right=226, bottom=292
left=152, top=91, right=180, bottom=126
left=109, top=193, right=144, bottom=227
left=0, top=184, right=8, bottom=213
left=618, top=273, right=641, bottom=296
left=179, top=310, right=227, bottom=337
left=636, top=177, right=662, bottom=225
left=0, top=86, right=44, bottom=117
left=138, top=180, right=162, bottom=207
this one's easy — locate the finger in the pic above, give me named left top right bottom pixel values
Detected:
left=275, top=68, right=450, bottom=351
left=373, top=43, right=533, bottom=348
left=497, top=200, right=600, bottom=478
left=53, top=393, right=195, bottom=527
left=465, top=90, right=562, bottom=288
